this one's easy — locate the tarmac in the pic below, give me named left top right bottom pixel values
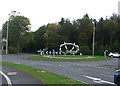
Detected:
left=2, top=65, right=43, bottom=86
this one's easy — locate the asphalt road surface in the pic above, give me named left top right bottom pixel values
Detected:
left=2, top=54, right=118, bottom=86
left=1, top=65, right=43, bottom=86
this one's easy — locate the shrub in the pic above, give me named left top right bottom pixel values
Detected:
left=79, top=45, right=91, bottom=55
left=8, top=46, right=18, bottom=54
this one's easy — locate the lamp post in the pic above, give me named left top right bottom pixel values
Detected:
left=6, top=14, right=9, bottom=54
left=6, top=11, right=17, bottom=54
left=92, top=20, right=96, bottom=56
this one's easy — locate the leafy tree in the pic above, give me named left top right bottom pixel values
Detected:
left=44, top=23, right=61, bottom=50
left=2, top=13, right=120, bottom=55
left=79, top=45, right=91, bottom=55
left=76, top=14, right=93, bottom=47
left=58, top=18, right=79, bottom=43
left=21, top=32, right=34, bottom=53
left=59, top=18, right=65, bottom=26
left=96, top=17, right=105, bottom=46
left=34, top=25, right=46, bottom=50
left=2, top=15, right=31, bottom=53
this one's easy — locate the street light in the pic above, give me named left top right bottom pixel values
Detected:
left=6, top=11, right=18, bottom=54
left=92, top=20, right=96, bottom=56
left=6, top=14, right=9, bottom=54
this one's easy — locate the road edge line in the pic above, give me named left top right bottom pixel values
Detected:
left=0, top=71, right=12, bottom=86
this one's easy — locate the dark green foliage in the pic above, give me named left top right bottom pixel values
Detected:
left=8, top=46, right=18, bottom=53
left=96, top=45, right=105, bottom=55
left=2, top=13, right=120, bottom=55
left=79, top=45, right=91, bottom=55
left=2, top=15, right=31, bottom=54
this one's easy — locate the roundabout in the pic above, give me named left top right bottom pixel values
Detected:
left=27, top=55, right=112, bottom=61
left=43, top=55, right=95, bottom=59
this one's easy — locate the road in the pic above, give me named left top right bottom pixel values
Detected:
left=2, top=54, right=118, bottom=86
left=1, top=65, right=43, bottom=85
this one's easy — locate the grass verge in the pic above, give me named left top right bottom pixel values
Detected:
left=50, top=55, right=89, bottom=58
left=27, top=55, right=112, bottom=61
left=2, top=62, right=90, bottom=85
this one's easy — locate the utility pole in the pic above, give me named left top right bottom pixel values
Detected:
left=92, top=20, right=96, bottom=56
left=6, top=11, right=17, bottom=54
left=6, top=15, right=9, bottom=54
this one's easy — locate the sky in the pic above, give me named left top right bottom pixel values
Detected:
left=0, top=0, right=119, bottom=31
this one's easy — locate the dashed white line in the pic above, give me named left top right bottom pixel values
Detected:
left=13, top=62, right=21, bottom=64
left=100, top=74, right=113, bottom=78
left=50, top=71, right=89, bottom=84
left=78, top=69, right=83, bottom=70
left=58, top=65, right=83, bottom=71
left=0, top=71, right=12, bottom=86
left=58, top=65, right=72, bottom=69
left=83, top=75, right=114, bottom=84
left=30, top=63, right=52, bottom=66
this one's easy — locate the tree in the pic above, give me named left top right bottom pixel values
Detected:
left=96, top=17, right=105, bottom=46
left=2, top=13, right=119, bottom=55
left=2, top=15, right=31, bottom=53
left=34, top=25, right=46, bottom=51
left=44, top=23, right=61, bottom=50
left=79, top=45, right=91, bottom=55
left=76, top=14, right=93, bottom=47
left=59, top=18, right=65, bottom=26
left=58, top=18, right=79, bottom=43
left=21, top=32, right=34, bottom=53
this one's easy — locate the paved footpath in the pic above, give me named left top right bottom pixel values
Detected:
left=2, top=65, right=43, bottom=85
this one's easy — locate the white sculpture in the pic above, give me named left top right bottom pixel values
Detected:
left=59, top=42, right=79, bottom=55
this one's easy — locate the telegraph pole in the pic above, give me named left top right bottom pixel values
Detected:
left=92, top=20, right=96, bottom=56
left=6, top=11, right=17, bottom=54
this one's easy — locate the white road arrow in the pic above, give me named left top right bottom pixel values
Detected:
left=0, top=71, right=12, bottom=86
left=83, top=75, right=115, bottom=84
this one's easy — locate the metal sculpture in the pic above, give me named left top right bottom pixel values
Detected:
left=59, top=42, right=79, bottom=55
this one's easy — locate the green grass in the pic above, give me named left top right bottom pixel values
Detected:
left=27, top=55, right=112, bottom=61
left=50, top=55, right=89, bottom=58
left=2, top=62, right=90, bottom=85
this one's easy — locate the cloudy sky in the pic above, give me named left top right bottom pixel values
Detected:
left=0, top=0, right=119, bottom=31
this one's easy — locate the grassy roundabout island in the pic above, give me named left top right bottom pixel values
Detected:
left=27, top=55, right=112, bottom=61
left=2, top=62, right=90, bottom=85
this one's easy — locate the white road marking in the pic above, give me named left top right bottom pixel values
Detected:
left=83, top=75, right=114, bottom=84
left=39, top=63, right=51, bottom=66
left=100, top=74, right=113, bottom=78
left=50, top=71, right=89, bottom=84
left=13, top=62, right=21, bottom=64
left=0, top=71, right=12, bottom=86
left=58, top=65, right=83, bottom=71
left=30, top=63, right=52, bottom=66
left=58, top=65, right=68, bottom=68
left=78, top=69, right=83, bottom=70
left=58, top=65, right=74, bottom=69
left=7, top=72, right=17, bottom=76
left=87, top=65, right=109, bottom=70
left=96, top=66, right=108, bottom=69
left=66, top=76, right=89, bottom=84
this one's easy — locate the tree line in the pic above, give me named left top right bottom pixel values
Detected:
left=2, top=14, right=120, bottom=55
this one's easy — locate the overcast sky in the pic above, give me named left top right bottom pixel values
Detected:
left=0, top=0, right=119, bottom=31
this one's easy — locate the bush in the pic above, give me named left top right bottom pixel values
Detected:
left=112, top=40, right=119, bottom=52
left=8, top=46, right=18, bottom=54
left=79, top=45, right=91, bottom=55
left=96, top=45, right=105, bottom=55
